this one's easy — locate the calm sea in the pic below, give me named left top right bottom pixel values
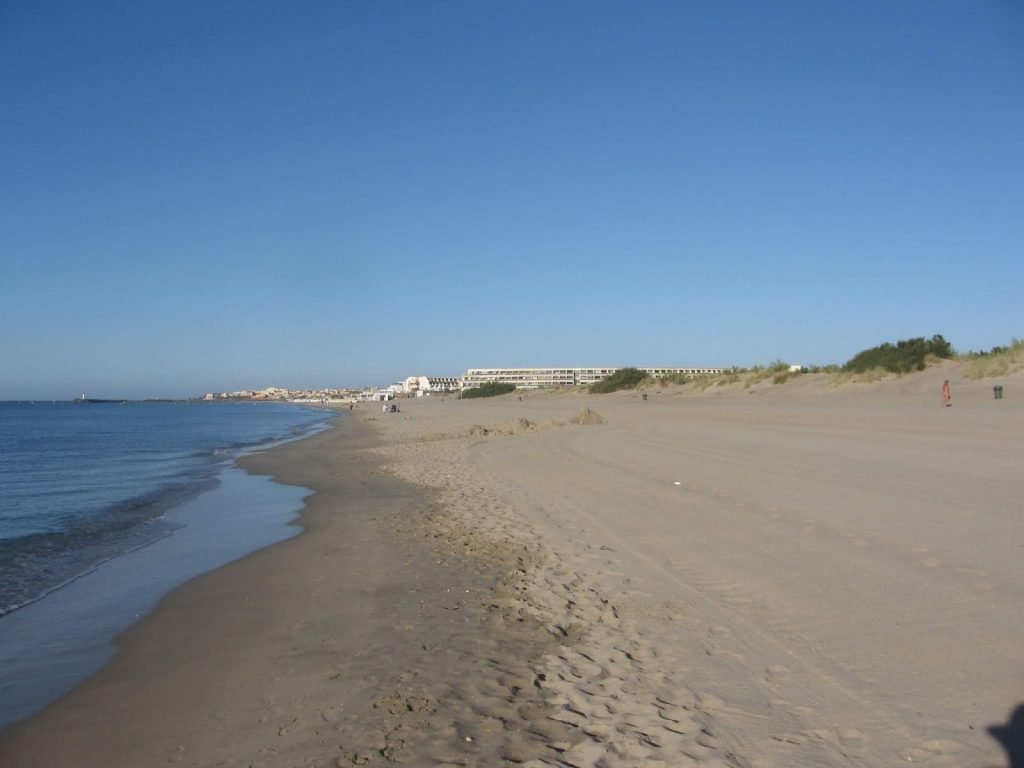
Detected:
left=0, top=400, right=329, bottom=617
left=0, top=400, right=334, bottom=730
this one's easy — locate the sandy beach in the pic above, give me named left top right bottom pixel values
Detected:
left=1, top=365, right=1021, bottom=768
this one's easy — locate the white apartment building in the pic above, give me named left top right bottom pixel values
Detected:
left=460, top=366, right=724, bottom=390
left=402, top=376, right=462, bottom=394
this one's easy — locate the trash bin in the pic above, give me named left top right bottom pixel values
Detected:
left=994, top=386, right=1004, bottom=400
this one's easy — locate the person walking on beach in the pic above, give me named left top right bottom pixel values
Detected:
left=942, top=379, right=952, bottom=407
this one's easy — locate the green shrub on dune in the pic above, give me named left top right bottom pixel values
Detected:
left=844, top=335, right=953, bottom=374
left=656, top=372, right=693, bottom=386
left=589, top=367, right=649, bottom=394
left=461, top=382, right=517, bottom=399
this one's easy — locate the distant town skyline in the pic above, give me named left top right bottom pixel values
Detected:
left=3, top=2, right=1022, bottom=400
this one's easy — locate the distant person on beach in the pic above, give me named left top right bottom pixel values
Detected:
left=943, top=380, right=952, bottom=407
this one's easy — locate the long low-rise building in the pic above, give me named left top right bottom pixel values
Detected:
left=460, top=366, right=725, bottom=390
left=401, top=376, right=462, bottom=394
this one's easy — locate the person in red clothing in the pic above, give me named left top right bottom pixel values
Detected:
left=942, top=379, right=952, bottom=407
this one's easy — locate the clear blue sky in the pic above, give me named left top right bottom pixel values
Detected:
left=2, top=1, right=1022, bottom=399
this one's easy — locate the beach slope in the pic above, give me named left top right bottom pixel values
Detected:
left=1, top=368, right=1021, bottom=767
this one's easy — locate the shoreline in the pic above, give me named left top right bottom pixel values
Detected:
left=1, top=373, right=1021, bottom=767
left=0, top=408, right=563, bottom=767
left=0, top=399, right=331, bottom=623
left=0, top=443, right=315, bottom=733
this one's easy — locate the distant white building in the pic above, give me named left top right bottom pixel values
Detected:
left=460, top=366, right=724, bottom=390
left=364, top=389, right=393, bottom=402
left=402, top=376, right=461, bottom=394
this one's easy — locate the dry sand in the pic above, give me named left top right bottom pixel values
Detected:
left=1, top=365, right=1021, bottom=767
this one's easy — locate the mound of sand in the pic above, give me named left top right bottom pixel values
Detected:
left=495, top=418, right=535, bottom=435
left=569, top=407, right=605, bottom=425
left=457, top=414, right=597, bottom=440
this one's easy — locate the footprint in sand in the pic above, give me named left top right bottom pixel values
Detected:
left=957, top=567, right=994, bottom=591
left=703, top=644, right=746, bottom=661
left=900, top=737, right=963, bottom=764
left=772, top=732, right=808, bottom=745
left=695, top=692, right=726, bottom=712
left=837, top=727, right=867, bottom=746
left=764, top=665, right=790, bottom=682
left=654, top=705, right=698, bottom=733
left=655, top=683, right=695, bottom=708
left=721, top=594, right=754, bottom=608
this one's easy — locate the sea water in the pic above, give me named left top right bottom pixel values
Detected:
left=0, top=400, right=333, bottom=730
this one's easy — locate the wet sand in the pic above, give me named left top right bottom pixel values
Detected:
left=0, top=415, right=560, bottom=767
left=1, top=365, right=1021, bottom=767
